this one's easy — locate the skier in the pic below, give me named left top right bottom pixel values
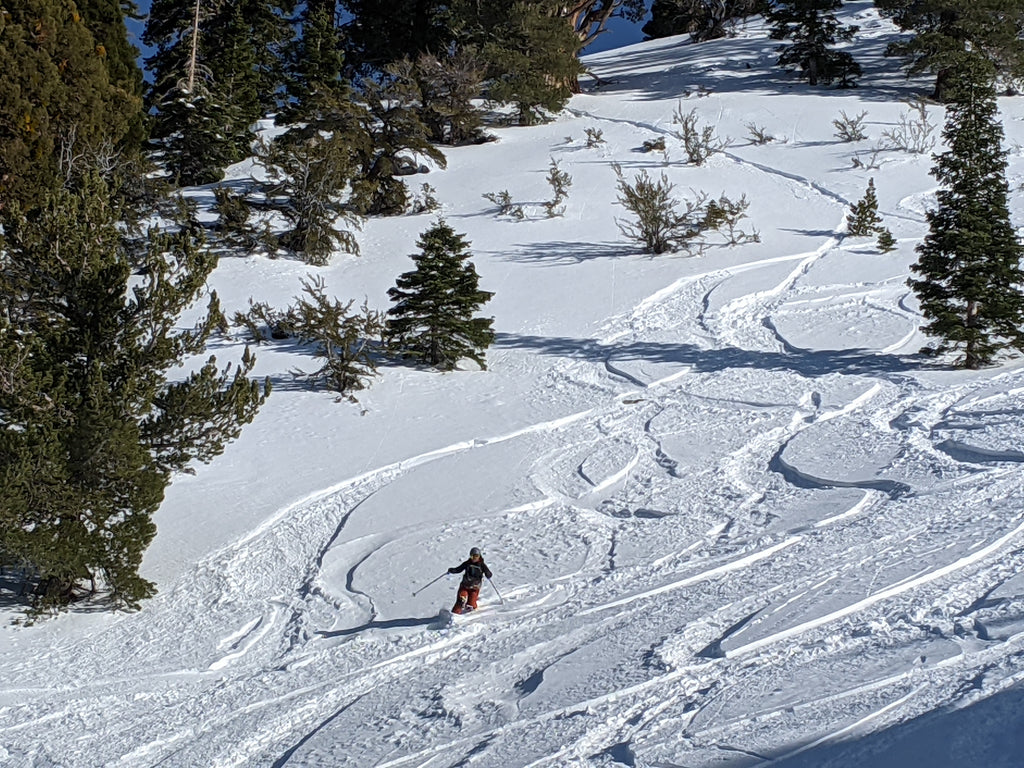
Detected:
left=448, top=547, right=491, bottom=614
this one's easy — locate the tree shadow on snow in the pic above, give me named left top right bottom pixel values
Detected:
left=501, top=240, right=636, bottom=264
left=315, top=615, right=442, bottom=638
left=719, top=682, right=1024, bottom=768
left=495, top=332, right=922, bottom=378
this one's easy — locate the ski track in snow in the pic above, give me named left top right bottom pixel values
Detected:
left=7, top=12, right=1024, bottom=767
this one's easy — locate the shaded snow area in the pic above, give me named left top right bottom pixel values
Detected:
left=5, top=5, right=1024, bottom=766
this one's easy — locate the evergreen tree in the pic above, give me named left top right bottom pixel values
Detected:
left=349, top=73, right=447, bottom=216
left=875, top=0, right=1024, bottom=101
left=0, top=0, right=139, bottom=213
left=847, top=177, right=884, bottom=236
left=0, top=174, right=269, bottom=613
left=144, top=0, right=291, bottom=185
left=876, top=227, right=897, bottom=252
left=281, top=0, right=350, bottom=124
left=399, top=50, right=488, bottom=146
left=259, top=133, right=363, bottom=265
left=767, top=0, right=861, bottom=86
left=474, top=0, right=584, bottom=125
left=908, top=68, right=1024, bottom=367
left=386, top=221, right=495, bottom=369
left=75, top=0, right=146, bottom=146
left=644, top=0, right=765, bottom=42
left=340, top=0, right=456, bottom=74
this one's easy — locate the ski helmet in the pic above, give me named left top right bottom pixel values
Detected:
left=469, top=547, right=481, bottom=558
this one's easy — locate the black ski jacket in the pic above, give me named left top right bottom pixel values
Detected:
left=449, top=558, right=492, bottom=588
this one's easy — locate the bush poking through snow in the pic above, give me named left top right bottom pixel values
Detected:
left=881, top=100, right=937, bottom=154
left=746, top=122, right=775, bottom=144
left=482, top=189, right=525, bottom=219
left=703, top=193, right=760, bottom=245
left=833, top=110, right=868, bottom=142
left=544, top=157, right=572, bottom=217
left=409, top=183, right=440, bottom=214
left=642, top=136, right=667, bottom=153
left=613, top=163, right=705, bottom=254
left=671, top=104, right=726, bottom=165
left=234, top=279, right=383, bottom=397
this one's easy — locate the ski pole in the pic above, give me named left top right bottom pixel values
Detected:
left=487, top=577, right=505, bottom=605
left=412, top=572, right=448, bottom=597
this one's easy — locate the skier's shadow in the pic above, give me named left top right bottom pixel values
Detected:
left=316, top=615, right=444, bottom=638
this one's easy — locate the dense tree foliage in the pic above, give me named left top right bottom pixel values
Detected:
left=644, top=0, right=766, bottom=42
left=0, top=174, right=269, bottom=612
left=340, top=0, right=457, bottom=74
left=144, top=0, right=292, bottom=184
left=467, top=0, right=583, bottom=125
left=875, top=0, right=1024, bottom=101
left=0, top=0, right=141, bottom=214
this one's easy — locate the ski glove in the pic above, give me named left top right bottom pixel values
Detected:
left=448, top=567, right=458, bottom=574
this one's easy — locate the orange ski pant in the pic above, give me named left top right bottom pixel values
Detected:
left=452, top=585, right=480, bottom=613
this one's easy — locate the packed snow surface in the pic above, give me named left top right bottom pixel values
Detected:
left=4, top=5, right=1024, bottom=766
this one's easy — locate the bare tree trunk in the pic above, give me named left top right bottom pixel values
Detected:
left=563, top=1, right=621, bottom=93
left=187, top=0, right=201, bottom=92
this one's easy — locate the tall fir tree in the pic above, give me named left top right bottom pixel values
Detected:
left=144, top=0, right=291, bottom=185
left=908, top=67, right=1024, bottom=367
left=875, top=0, right=1024, bottom=101
left=386, top=221, right=495, bottom=369
left=0, top=174, right=269, bottom=612
left=767, top=0, right=861, bottom=86
left=281, top=0, right=350, bottom=123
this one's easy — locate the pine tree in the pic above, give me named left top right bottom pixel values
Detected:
left=349, top=73, right=447, bottom=216
left=386, top=221, right=495, bottom=369
left=471, top=0, right=583, bottom=125
left=908, top=68, right=1024, bottom=368
left=75, top=0, right=146, bottom=146
left=400, top=51, right=487, bottom=146
left=280, top=0, right=349, bottom=124
left=340, top=0, right=456, bottom=74
left=847, top=177, right=884, bottom=236
left=767, top=0, right=861, bottom=86
left=876, top=0, right=1024, bottom=101
left=876, top=228, right=897, bottom=252
left=0, top=174, right=269, bottom=613
left=0, top=0, right=140, bottom=213
left=259, top=133, right=363, bottom=265
left=144, top=0, right=290, bottom=185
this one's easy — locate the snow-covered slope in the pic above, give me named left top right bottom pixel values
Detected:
left=4, top=5, right=1024, bottom=766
